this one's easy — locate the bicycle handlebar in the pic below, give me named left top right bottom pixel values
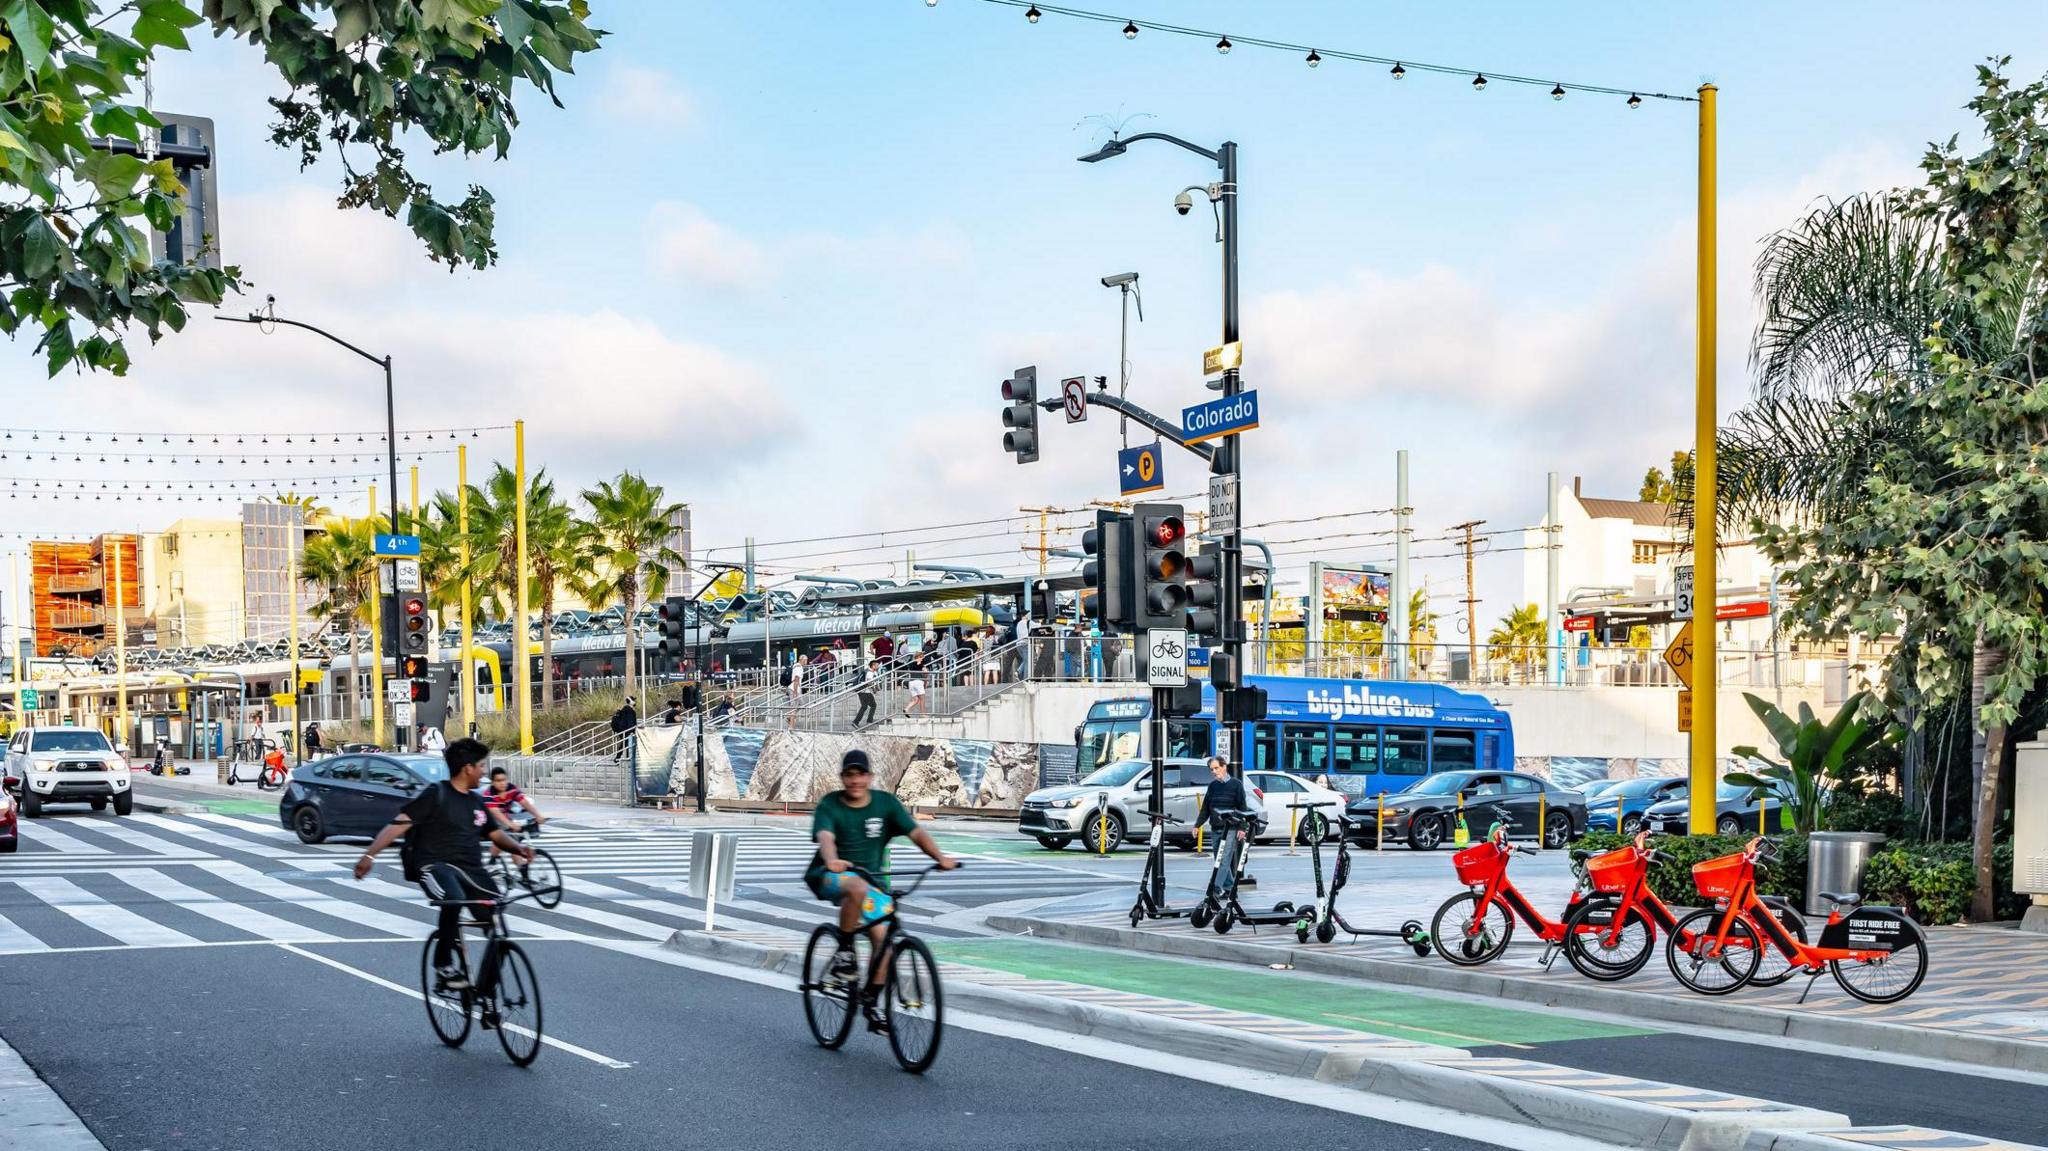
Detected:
left=840, top=861, right=961, bottom=900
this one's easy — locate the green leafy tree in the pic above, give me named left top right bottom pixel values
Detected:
left=1638, top=450, right=1692, bottom=504
left=301, top=514, right=381, bottom=719
left=1486, top=603, right=1546, bottom=680
left=0, top=0, right=601, bottom=376
left=576, top=471, right=685, bottom=699
left=1750, top=60, right=2048, bottom=919
left=457, top=463, right=583, bottom=706
left=1729, top=690, right=1892, bottom=833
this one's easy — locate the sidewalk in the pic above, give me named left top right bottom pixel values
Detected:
left=989, top=894, right=2048, bottom=1075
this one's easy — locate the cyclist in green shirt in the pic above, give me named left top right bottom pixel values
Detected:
left=806, top=750, right=955, bottom=1017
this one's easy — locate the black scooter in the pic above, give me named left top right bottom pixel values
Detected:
left=147, top=740, right=189, bottom=777
left=1286, top=800, right=1430, bottom=954
left=1129, top=812, right=1207, bottom=925
left=1192, top=810, right=1301, bottom=935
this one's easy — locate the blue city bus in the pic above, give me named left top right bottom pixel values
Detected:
left=1074, top=676, right=1514, bottom=799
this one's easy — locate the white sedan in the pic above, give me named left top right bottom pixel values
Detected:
left=1245, top=770, right=1346, bottom=843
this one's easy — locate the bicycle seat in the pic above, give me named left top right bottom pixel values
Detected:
left=1569, top=849, right=1592, bottom=862
left=1818, top=890, right=1864, bottom=909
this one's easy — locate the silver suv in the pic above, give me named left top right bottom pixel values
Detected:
left=5, top=726, right=132, bottom=817
left=1018, top=757, right=1265, bottom=852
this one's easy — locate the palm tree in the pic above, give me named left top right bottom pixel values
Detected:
left=577, top=472, right=686, bottom=699
left=460, top=465, right=586, bottom=707
left=1487, top=604, right=1547, bottom=681
left=301, top=516, right=382, bottom=720
left=267, top=490, right=335, bottom=527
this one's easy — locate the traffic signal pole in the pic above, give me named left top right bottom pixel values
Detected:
left=1216, top=141, right=1245, bottom=782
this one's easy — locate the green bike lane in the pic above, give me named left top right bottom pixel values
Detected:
left=929, top=937, right=2048, bottom=1147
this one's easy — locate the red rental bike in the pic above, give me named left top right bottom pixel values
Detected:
left=1664, top=836, right=1929, bottom=1003
left=1561, top=832, right=1808, bottom=986
left=1430, top=805, right=1603, bottom=967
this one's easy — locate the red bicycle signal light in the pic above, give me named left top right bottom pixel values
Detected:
left=403, top=597, right=425, bottom=614
left=1146, top=516, right=1184, bottom=547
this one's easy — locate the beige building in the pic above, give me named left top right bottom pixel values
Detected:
left=148, top=518, right=246, bottom=647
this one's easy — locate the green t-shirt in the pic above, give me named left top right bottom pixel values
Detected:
left=808, top=790, right=917, bottom=888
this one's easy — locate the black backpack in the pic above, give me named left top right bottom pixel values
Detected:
left=398, top=782, right=443, bottom=882
left=780, top=664, right=794, bottom=687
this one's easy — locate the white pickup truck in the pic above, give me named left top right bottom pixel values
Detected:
left=4, top=726, right=132, bottom=817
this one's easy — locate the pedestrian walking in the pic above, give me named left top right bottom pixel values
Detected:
left=871, top=632, right=895, bottom=668
left=303, top=721, right=323, bottom=759
left=662, top=699, right=683, bottom=725
left=610, top=699, right=638, bottom=762
left=902, top=649, right=929, bottom=717
left=853, top=659, right=879, bottom=729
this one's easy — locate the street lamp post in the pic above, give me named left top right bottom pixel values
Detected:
left=1080, top=133, right=1246, bottom=790
left=219, top=297, right=403, bottom=746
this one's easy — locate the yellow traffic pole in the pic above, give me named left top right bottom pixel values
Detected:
left=370, top=482, right=385, bottom=751
left=111, top=536, right=127, bottom=757
left=1375, top=794, right=1385, bottom=851
left=1689, top=83, right=1720, bottom=836
left=10, top=552, right=19, bottom=686
left=458, top=443, right=473, bottom=736
left=409, top=464, right=419, bottom=529
left=288, top=533, right=300, bottom=765
left=515, top=419, right=532, bottom=754
left=1538, top=792, right=1547, bottom=848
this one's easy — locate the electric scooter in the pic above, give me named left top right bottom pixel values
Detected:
left=1129, top=812, right=1207, bottom=926
left=1194, top=809, right=1303, bottom=935
left=1286, top=799, right=1430, bottom=954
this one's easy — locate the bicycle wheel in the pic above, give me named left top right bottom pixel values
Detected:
left=521, top=848, right=564, bottom=909
left=1561, top=896, right=1653, bottom=981
left=419, top=932, right=472, bottom=1048
left=1750, top=904, right=1809, bottom=988
left=1666, top=908, right=1762, bottom=995
left=885, top=936, right=944, bottom=1073
left=490, top=941, right=544, bottom=1067
left=1831, top=937, right=1928, bottom=1004
left=1431, top=893, right=1514, bottom=967
left=801, top=924, right=859, bottom=1050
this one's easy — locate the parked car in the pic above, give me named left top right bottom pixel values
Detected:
left=1574, top=778, right=1630, bottom=806
left=0, top=777, right=17, bottom=851
left=1017, top=757, right=1265, bottom=852
left=4, top=726, right=132, bottom=817
left=1244, top=770, right=1346, bottom=843
left=1345, top=769, right=1585, bottom=850
left=1584, top=776, right=1689, bottom=835
left=278, top=752, right=450, bottom=844
left=1644, top=775, right=1796, bottom=837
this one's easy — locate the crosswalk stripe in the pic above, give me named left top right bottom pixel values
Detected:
left=197, top=862, right=426, bottom=939
left=9, top=877, right=202, bottom=949
left=191, top=812, right=297, bottom=840
left=129, top=813, right=303, bottom=860
left=0, top=910, right=52, bottom=954
left=110, top=870, right=343, bottom=944
left=10, top=821, right=113, bottom=855
left=349, top=874, right=589, bottom=942
left=71, top=819, right=222, bottom=858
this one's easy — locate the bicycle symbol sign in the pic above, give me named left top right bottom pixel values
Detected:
left=1146, top=627, right=1189, bottom=687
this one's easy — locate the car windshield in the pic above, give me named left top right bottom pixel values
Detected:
left=1616, top=778, right=1676, bottom=797
left=1396, top=773, right=1472, bottom=797
left=1078, top=759, right=1148, bottom=788
left=409, top=760, right=450, bottom=783
left=30, top=730, right=112, bottom=754
left=1718, top=777, right=1773, bottom=799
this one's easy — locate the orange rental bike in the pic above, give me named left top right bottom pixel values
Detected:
left=1663, top=836, right=1928, bottom=1003
left=1561, top=831, right=1807, bottom=987
left=1431, top=806, right=1599, bottom=968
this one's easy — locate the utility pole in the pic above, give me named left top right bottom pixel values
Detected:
left=1546, top=471, right=1562, bottom=686
left=1392, top=451, right=1411, bottom=680
left=1451, top=520, right=1486, bottom=678
left=1020, top=506, right=1057, bottom=575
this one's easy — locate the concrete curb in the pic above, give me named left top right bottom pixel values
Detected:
left=0, top=1033, right=105, bottom=1150
left=1743, top=1129, right=2047, bottom=1151
left=991, top=913, right=2048, bottom=1075
left=659, top=927, right=1848, bottom=1151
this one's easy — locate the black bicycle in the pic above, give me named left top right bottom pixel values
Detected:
left=799, top=864, right=956, bottom=1073
left=418, top=866, right=546, bottom=1066
left=488, top=819, right=564, bottom=909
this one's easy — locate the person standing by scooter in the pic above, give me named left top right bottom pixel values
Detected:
left=1195, top=756, right=1252, bottom=899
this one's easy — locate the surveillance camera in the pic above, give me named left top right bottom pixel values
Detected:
left=1173, top=191, right=1194, bottom=216
left=1101, top=272, right=1139, bottom=287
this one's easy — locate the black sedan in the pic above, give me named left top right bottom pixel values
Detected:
left=1644, top=775, right=1796, bottom=838
left=1345, top=769, right=1587, bottom=850
left=278, top=752, right=450, bottom=844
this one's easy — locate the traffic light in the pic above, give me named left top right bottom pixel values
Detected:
left=400, top=594, right=429, bottom=656
left=1130, top=502, right=1186, bottom=631
left=658, top=595, right=689, bottom=659
left=409, top=678, right=430, bottom=703
left=1002, top=365, right=1039, bottom=464
left=400, top=655, right=428, bottom=680
left=1185, top=541, right=1224, bottom=640
left=1081, top=509, right=1133, bottom=632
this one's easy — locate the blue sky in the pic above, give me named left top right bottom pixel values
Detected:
left=8, top=1, right=2046, bottom=622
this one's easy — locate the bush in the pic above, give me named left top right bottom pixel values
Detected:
left=1570, top=831, right=1807, bottom=908
left=1822, top=788, right=1913, bottom=838
left=1860, top=839, right=2026, bottom=925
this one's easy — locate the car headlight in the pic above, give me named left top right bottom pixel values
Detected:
left=0, top=793, right=13, bottom=815
left=1050, top=797, right=1086, bottom=809
left=29, top=762, right=53, bottom=774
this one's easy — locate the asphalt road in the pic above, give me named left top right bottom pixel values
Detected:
left=0, top=939, right=1513, bottom=1151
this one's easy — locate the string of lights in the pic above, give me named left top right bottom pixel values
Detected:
left=943, top=0, right=1693, bottom=106
left=0, top=472, right=391, bottom=492
left=0, top=424, right=513, bottom=444
left=0, top=449, right=466, bottom=466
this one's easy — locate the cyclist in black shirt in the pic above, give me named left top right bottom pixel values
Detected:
left=354, top=738, right=532, bottom=997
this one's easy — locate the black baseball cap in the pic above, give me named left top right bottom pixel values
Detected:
left=840, top=749, right=872, bottom=775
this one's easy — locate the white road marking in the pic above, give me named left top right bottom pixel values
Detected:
left=111, top=869, right=342, bottom=944
left=9, top=877, right=201, bottom=948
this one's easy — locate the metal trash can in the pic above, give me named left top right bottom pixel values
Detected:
left=1806, top=831, right=1887, bottom=916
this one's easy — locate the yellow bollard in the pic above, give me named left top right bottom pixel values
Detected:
left=1617, top=795, right=1625, bottom=834
left=1538, top=792, right=1547, bottom=849
left=1376, top=794, right=1385, bottom=851
left=1760, top=796, right=1767, bottom=837
left=1287, top=805, right=1298, bottom=856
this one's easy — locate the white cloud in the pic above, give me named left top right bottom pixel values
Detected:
left=649, top=201, right=772, bottom=288
left=594, top=64, right=697, bottom=129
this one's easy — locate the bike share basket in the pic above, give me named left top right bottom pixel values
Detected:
left=1691, top=852, right=1749, bottom=899
left=1585, top=846, right=1645, bottom=894
left=1451, top=841, right=1503, bottom=885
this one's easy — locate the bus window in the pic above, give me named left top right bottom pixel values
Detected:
left=1166, top=719, right=1213, bottom=761
left=1383, top=727, right=1428, bottom=777
left=1280, top=724, right=1330, bottom=778
left=1251, top=724, right=1279, bottom=774
left=1076, top=717, right=1143, bottom=779
left=1431, top=731, right=1477, bottom=773
left=1332, top=727, right=1379, bottom=775
left=1479, top=733, right=1499, bottom=771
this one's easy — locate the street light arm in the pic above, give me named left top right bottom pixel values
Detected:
left=215, top=313, right=388, bottom=370
left=1077, top=131, right=1223, bottom=168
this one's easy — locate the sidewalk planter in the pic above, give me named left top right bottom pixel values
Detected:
left=1806, top=831, right=1886, bottom=917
